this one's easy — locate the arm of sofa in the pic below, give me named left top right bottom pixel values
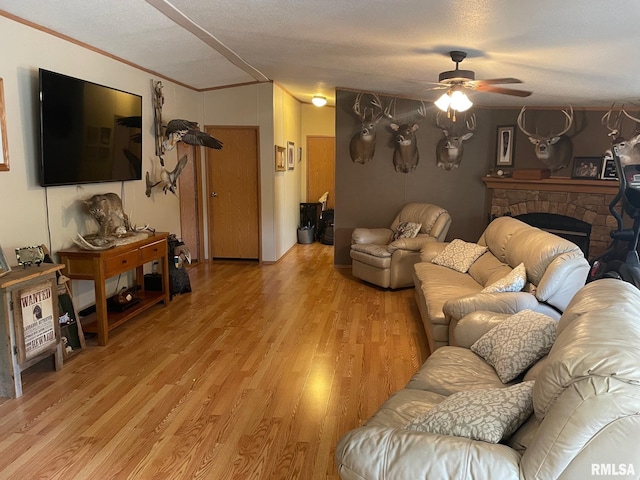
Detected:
left=443, top=292, right=539, bottom=322
left=352, top=227, right=393, bottom=245
left=451, top=311, right=514, bottom=348
left=419, top=241, right=448, bottom=262
left=336, top=427, right=521, bottom=480
left=387, top=234, right=436, bottom=253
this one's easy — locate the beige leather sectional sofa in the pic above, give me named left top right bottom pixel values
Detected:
left=414, top=216, right=590, bottom=352
left=336, top=278, right=640, bottom=479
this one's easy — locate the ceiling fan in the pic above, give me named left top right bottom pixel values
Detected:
left=433, top=50, right=532, bottom=98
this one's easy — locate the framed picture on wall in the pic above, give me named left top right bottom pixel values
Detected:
left=0, top=78, right=9, bottom=172
left=601, top=151, right=618, bottom=180
left=287, top=141, right=295, bottom=170
left=0, top=243, right=10, bottom=277
left=496, top=125, right=515, bottom=166
left=275, top=145, right=286, bottom=171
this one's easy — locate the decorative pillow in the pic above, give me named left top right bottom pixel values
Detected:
left=471, top=310, right=557, bottom=383
left=482, top=263, right=527, bottom=293
left=393, top=222, right=422, bottom=241
left=404, top=381, right=535, bottom=444
left=431, top=239, right=488, bottom=273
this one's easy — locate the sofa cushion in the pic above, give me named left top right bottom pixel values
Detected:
left=482, top=263, right=526, bottom=293
left=365, top=388, right=446, bottom=429
left=350, top=243, right=391, bottom=258
left=431, top=239, right=488, bottom=273
left=406, top=346, right=510, bottom=395
left=414, top=263, right=483, bottom=326
left=404, top=381, right=535, bottom=444
left=471, top=310, right=557, bottom=383
left=393, top=221, right=422, bottom=240
left=467, top=252, right=512, bottom=287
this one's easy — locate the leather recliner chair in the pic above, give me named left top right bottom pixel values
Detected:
left=350, top=203, right=452, bottom=289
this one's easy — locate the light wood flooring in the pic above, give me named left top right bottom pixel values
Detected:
left=0, top=242, right=429, bottom=479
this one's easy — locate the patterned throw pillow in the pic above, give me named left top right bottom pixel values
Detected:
left=471, top=310, right=557, bottom=383
left=405, top=381, right=535, bottom=444
left=482, top=263, right=527, bottom=293
left=393, top=222, right=422, bottom=241
left=431, top=239, right=488, bottom=273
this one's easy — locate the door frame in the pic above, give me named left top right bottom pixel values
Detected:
left=204, top=125, right=262, bottom=262
left=177, top=142, right=205, bottom=262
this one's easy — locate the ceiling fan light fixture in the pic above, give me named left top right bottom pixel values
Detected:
left=312, top=95, right=327, bottom=107
left=434, top=89, right=473, bottom=113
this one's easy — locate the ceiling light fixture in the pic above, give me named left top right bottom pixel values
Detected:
left=434, top=88, right=473, bottom=118
left=312, top=95, right=327, bottom=107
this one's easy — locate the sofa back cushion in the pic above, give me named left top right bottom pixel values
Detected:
left=534, top=279, right=640, bottom=420
left=478, top=217, right=589, bottom=310
left=467, top=252, right=511, bottom=286
left=390, top=203, right=450, bottom=240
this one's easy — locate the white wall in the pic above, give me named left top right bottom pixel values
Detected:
left=0, top=14, right=335, bottom=291
left=0, top=16, right=200, bottom=308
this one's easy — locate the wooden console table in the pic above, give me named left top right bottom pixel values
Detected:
left=57, top=232, right=170, bottom=346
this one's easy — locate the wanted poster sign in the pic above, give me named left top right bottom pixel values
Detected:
left=15, top=281, right=57, bottom=361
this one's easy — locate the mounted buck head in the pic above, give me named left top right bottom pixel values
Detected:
left=349, top=93, right=388, bottom=164
left=387, top=100, right=427, bottom=173
left=612, top=108, right=640, bottom=168
left=435, top=111, right=476, bottom=171
left=517, top=106, right=574, bottom=172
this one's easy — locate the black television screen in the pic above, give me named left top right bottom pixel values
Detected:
left=39, top=69, right=142, bottom=186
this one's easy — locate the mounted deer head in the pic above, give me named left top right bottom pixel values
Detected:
left=612, top=108, right=640, bottom=168
left=517, top=106, right=574, bottom=172
left=435, top=111, right=476, bottom=171
left=349, top=93, right=389, bottom=164
left=387, top=100, right=427, bottom=173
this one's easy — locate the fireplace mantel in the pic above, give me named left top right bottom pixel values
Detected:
left=482, top=176, right=619, bottom=195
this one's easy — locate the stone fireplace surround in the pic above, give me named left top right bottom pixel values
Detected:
left=482, top=177, right=620, bottom=259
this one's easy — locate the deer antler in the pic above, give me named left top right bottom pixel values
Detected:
left=465, top=112, right=476, bottom=131
left=517, top=106, right=539, bottom=139
left=352, top=93, right=366, bottom=122
left=602, top=103, right=624, bottom=139
left=555, top=105, right=574, bottom=137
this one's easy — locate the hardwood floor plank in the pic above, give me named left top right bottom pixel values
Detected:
left=0, top=243, right=429, bottom=479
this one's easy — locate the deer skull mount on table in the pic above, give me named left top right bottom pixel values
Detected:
left=517, top=106, right=574, bottom=172
left=435, top=111, right=476, bottom=171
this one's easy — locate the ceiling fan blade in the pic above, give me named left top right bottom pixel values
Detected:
left=473, top=84, right=532, bottom=97
left=472, top=78, right=523, bottom=85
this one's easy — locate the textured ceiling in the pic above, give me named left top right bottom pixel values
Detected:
left=1, top=1, right=640, bottom=108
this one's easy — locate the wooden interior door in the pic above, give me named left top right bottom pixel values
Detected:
left=205, top=126, right=260, bottom=260
left=307, top=136, right=335, bottom=208
left=177, top=142, right=203, bottom=262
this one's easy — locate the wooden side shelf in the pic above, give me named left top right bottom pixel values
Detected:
left=57, top=232, right=171, bottom=345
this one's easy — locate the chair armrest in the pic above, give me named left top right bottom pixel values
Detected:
left=352, top=227, right=393, bottom=245
left=336, top=427, right=521, bottom=480
left=443, top=292, right=539, bottom=321
left=420, top=241, right=448, bottom=262
left=387, top=235, right=436, bottom=253
left=452, top=311, right=514, bottom=348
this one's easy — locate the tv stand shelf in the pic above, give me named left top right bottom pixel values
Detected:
left=57, top=233, right=170, bottom=345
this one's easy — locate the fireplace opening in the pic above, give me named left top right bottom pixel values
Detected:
left=514, top=213, right=592, bottom=258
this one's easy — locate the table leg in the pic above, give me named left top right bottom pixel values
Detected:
left=94, top=267, right=109, bottom=346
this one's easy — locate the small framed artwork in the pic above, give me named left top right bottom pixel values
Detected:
left=496, top=125, right=515, bottom=166
left=275, top=145, right=286, bottom=171
left=287, top=141, right=295, bottom=170
left=572, top=156, right=603, bottom=179
left=0, top=243, right=10, bottom=277
left=13, top=280, right=58, bottom=363
left=601, top=151, right=618, bottom=180
left=0, top=78, right=9, bottom=171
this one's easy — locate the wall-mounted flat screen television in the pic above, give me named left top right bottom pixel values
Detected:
left=38, top=68, right=142, bottom=187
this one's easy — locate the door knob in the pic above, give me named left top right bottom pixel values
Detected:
left=210, top=192, right=218, bottom=197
